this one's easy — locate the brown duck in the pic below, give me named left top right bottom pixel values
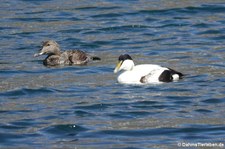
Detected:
left=34, top=40, right=101, bottom=66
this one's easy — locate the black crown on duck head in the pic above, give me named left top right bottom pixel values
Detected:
left=118, top=54, right=133, bottom=61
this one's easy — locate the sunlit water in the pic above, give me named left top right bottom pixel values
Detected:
left=1, top=0, right=225, bottom=148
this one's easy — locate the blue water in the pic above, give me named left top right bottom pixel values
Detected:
left=1, top=0, right=225, bottom=148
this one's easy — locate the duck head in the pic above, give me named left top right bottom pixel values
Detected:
left=114, top=54, right=134, bottom=73
left=34, top=40, right=61, bottom=57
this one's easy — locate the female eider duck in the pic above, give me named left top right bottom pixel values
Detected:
left=114, top=54, right=183, bottom=84
left=34, top=40, right=101, bottom=66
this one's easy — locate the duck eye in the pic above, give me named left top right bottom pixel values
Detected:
left=47, top=44, right=50, bottom=46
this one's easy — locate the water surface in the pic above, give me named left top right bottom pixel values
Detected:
left=1, top=0, right=225, bottom=148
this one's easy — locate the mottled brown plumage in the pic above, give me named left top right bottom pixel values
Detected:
left=34, top=40, right=101, bottom=66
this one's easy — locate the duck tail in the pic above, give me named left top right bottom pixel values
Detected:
left=91, top=56, right=101, bottom=61
left=168, top=68, right=184, bottom=79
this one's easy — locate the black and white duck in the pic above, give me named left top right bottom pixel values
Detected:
left=114, top=54, right=183, bottom=84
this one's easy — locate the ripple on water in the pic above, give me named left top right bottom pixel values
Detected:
left=41, top=124, right=89, bottom=143
left=0, top=118, right=42, bottom=147
left=94, top=124, right=225, bottom=142
left=201, top=98, right=224, bottom=104
left=0, top=87, right=56, bottom=99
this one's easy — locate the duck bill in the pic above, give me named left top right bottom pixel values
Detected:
left=114, top=61, right=122, bottom=73
left=33, top=51, right=44, bottom=57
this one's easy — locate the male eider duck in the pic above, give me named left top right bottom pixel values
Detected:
left=34, top=40, right=101, bottom=66
left=114, top=54, right=183, bottom=84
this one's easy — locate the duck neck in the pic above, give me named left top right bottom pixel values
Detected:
left=123, top=60, right=135, bottom=71
left=53, top=47, right=61, bottom=55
